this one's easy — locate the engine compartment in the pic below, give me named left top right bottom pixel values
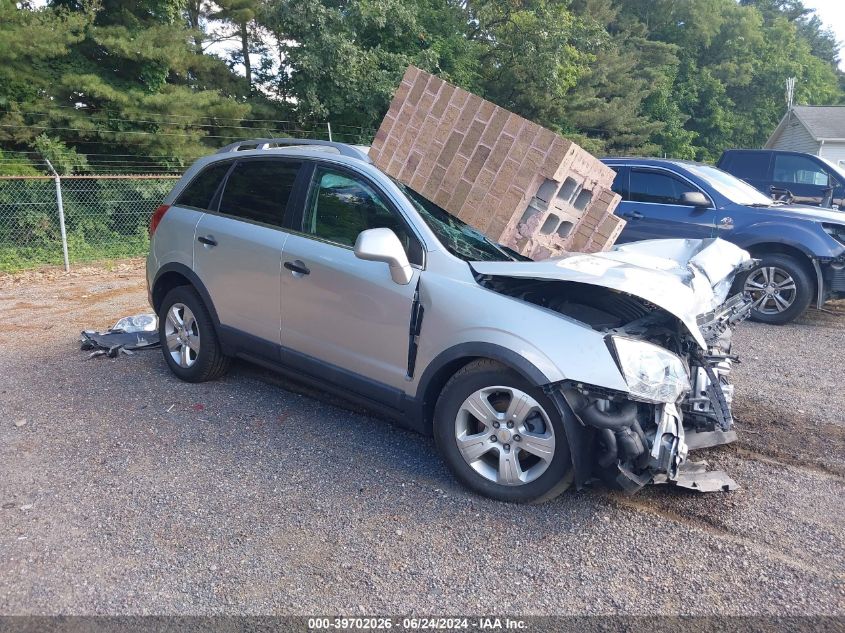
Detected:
left=478, top=276, right=655, bottom=331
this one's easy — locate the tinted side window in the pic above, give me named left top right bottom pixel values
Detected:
left=175, top=162, right=231, bottom=210
left=219, top=160, right=300, bottom=226
left=773, top=154, right=829, bottom=186
left=303, top=167, right=422, bottom=264
left=610, top=168, right=628, bottom=199
left=724, top=152, right=770, bottom=180
left=629, top=170, right=686, bottom=204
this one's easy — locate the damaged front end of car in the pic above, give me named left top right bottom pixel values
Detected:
left=473, top=238, right=756, bottom=493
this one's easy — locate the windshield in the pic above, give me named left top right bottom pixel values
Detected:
left=818, top=156, right=845, bottom=184
left=396, top=183, right=526, bottom=262
left=684, top=163, right=774, bottom=206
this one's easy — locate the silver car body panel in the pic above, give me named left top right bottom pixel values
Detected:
left=193, top=213, right=288, bottom=345
left=146, top=205, right=204, bottom=291
left=409, top=267, right=630, bottom=395
left=470, top=238, right=751, bottom=349
left=280, top=232, right=421, bottom=389
left=152, top=206, right=204, bottom=269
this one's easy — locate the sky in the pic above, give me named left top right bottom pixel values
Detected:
left=802, top=0, right=845, bottom=70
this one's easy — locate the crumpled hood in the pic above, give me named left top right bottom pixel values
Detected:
left=471, top=238, right=752, bottom=349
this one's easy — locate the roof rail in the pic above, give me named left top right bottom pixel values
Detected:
left=216, top=138, right=371, bottom=162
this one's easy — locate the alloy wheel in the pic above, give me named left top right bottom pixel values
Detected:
left=164, top=303, right=201, bottom=368
left=744, top=266, right=798, bottom=315
left=454, top=386, right=556, bottom=486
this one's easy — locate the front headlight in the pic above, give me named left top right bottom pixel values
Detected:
left=610, top=336, right=690, bottom=404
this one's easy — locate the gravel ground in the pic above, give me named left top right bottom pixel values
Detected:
left=0, top=260, right=843, bottom=616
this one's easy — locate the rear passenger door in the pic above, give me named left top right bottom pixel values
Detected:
left=193, top=158, right=302, bottom=355
left=614, top=168, right=719, bottom=242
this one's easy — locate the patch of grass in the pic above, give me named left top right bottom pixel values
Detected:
left=0, top=233, right=150, bottom=273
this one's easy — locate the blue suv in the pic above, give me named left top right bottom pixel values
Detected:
left=602, top=158, right=845, bottom=324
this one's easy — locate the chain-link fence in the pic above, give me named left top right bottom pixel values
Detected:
left=0, top=174, right=180, bottom=272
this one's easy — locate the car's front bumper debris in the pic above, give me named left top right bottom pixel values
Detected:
left=559, top=289, right=753, bottom=494
left=666, top=460, right=740, bottom=493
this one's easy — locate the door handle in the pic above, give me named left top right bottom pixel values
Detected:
left=623, top=211, right=644, bottom=220
left=197, top=235, right=217, bottom=247
left=284, top=260, right=310, bottom=276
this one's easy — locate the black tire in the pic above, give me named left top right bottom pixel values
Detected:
left=740, top=253, right=813, bottom=325
left=157, top=285, right=230, bottom=382
left=433, top=359, right=574, bottom=503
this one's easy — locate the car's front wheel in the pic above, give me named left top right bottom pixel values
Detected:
left=741, top=253, right=813, bottom=325
left=158, top=285, right=230, bottom=382
left=433, top=359, right=573, bottom=503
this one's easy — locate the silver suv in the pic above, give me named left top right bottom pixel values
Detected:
left=147, top=139, right=753, bottom=502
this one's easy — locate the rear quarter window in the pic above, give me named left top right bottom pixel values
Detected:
left=174, top=162, right=232, bottom=210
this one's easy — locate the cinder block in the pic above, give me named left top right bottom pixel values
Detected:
left=369, top=66, right=623, bottom=258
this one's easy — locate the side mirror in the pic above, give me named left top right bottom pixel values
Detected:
left=354, top=228, right=413, bottom=285
left=679, top=191, right=710, bottom=208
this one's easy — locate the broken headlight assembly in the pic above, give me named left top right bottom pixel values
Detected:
left=609, top=336, right=690, bottom=404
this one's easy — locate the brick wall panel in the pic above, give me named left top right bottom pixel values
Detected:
left=424, top=165, right=448, bottom=198
left=441, top=155, right=468, bottom=194
left=449, top=179, right=473, bottom=210
left=407, top=73, right=427, bottom=105
left=459, top=120, right=486, bottom=157
left=477, top=99, right=496, bottom=124
left=432, top=187, right=452, bottom=209
left=438, top=131, right=464, bottom=168
left=492, top=154, right=519, bottom=192
left=370, top=66, right=623, bottom=258
left=486, top=134, right=515, bottom=175
left=464, top=145, right=491, bottom=182
left=479, top=108, right=509, bottom=147
left=503, top=113, right=523, bottom=139
left=430, top=84, right=454, bottom=118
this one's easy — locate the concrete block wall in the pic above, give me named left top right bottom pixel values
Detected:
left=369, top=66, right=624, bottom=259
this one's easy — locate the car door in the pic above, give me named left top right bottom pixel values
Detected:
left=613, top=167, right=720, bottom=242
left=279, top=163, right=424, bottom=394
left=771, top=153, right=833, bottom=206
left=193, top=158, right=302, bottom=355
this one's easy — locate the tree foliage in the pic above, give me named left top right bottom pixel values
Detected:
left=0, top=0, right=842, bottom=169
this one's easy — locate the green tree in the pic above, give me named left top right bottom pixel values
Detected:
left=468, top=0, right=595, bottom=131
left=207, top=0, right=262, bottom=91
left=618, top=0, right=842, bottom=159
left=564, top=0, right=694, bottom=156
left=0, top=0, right=89, bottom=146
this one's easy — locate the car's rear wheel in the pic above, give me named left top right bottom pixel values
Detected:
left=433, top=359, right=573, bottom=503
left=741, top=254, right=813, bottom=325
left=158, top=285, right=230, bottom=382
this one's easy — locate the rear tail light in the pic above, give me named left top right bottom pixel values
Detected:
left=149, top=204, right=170, bottom=236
